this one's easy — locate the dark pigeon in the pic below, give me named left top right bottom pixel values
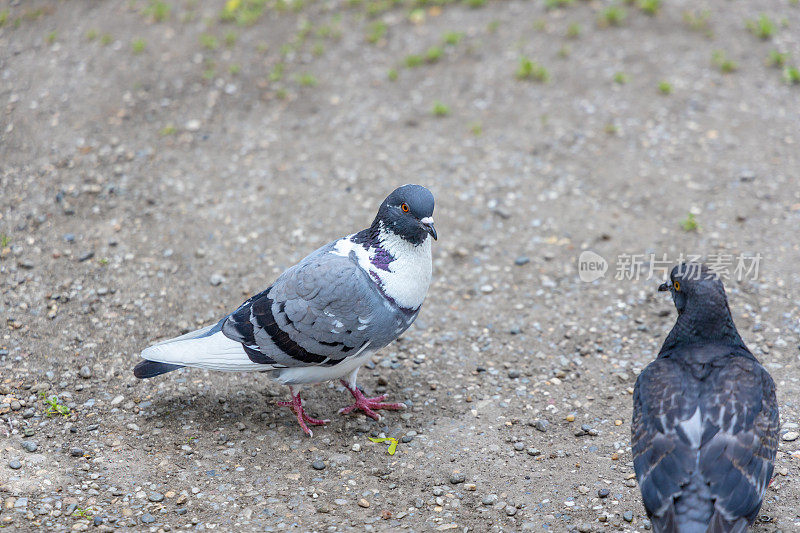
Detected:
left=632, top=263, right=779, bottom=533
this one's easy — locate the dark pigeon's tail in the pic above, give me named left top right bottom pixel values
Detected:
left=133, top=360, right=184, bottom=379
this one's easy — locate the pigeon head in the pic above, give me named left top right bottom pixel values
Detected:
left=658, top=263, right=725, bottom=315
left=373, top=184, right=436, bottom=245
left=657, top=262, right=746, bottom=353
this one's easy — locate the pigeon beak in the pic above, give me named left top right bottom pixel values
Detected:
left=658, top=281, right=671, bottom=292
left=420, top=217, right=437, bottom=241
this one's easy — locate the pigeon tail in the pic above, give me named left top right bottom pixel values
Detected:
left=134, top=360, right=184, bottom=378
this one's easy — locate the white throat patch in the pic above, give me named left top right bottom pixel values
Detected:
left=331, top=225, right=432, bottom=310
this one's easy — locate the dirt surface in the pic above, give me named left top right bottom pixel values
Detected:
left=2, top=0, right=800, bottom=531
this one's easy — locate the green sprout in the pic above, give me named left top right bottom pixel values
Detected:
left=712, top=51, right=738, bottom=73
left=366, top=20, right=387, bottom=44
left=425, top=46, right=443, bottom=63
left=404, top=54, right=423, bottom=68
left=387, top=68, right=398, bottom=81
left=443, top=31, right=464, bottom=45
left=432, top=101, right=450, bottom=117
left=566, top=22, right=581, bottom=38
left=0, top=234, right=9, bottom=248
left=683, top=9, right=712, bottom=37
left=784, top=66, right=800, bottom=85
left=200, top=34, right=219, bottom=50
left=658, top=80, right=672, bottom=94
left=746, top=14, right=775, bottom=39
left=159, top=124, right=177, bottom=136
left=638, top=0, right=660, bottom=16
left=369, top=437, right=399, bottom=455
left=132, top=38, right=146, bottom=53
left=599, top=5, right=626, bottom=27
left=72, top=507, right=93, bottom=518
left=43, top=395, right=71, bottom=418
left=296, top=73, right=318, bottom=87
left=681, top=213, right=699, bottom=232
left=613, top=72, right=629, bottom=84
left=516, top=57, right=549, bottom=82
left=144, top=0, right=170, bottom=22
left=768, top=50, right=788, bottom=68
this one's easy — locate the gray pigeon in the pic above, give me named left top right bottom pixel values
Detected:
left=134, top=184, right=437, bottom=436
left=632, top=263, right=779, bottom=532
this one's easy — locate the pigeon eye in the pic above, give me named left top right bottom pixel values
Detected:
left=673, top=281, right=681, bottom=291
left=400, top=203, right=410, bottom=213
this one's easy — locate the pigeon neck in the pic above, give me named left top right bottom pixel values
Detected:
left=658, top=301, right=747, bottom=355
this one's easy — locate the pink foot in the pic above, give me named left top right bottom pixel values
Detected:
left=277, top=387, right=329, bottom=437
left=338, top=380, right=407, bottom=420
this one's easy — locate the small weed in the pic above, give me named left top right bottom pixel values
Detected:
left=566, top=22, right=581, bottom=38
left=132, top=38, right=146, bottom=53
left=200, top=34, right=219, bottom=50
left=43, top=395, right=71, bottom=418
left=432, top=101, right=450, bottom=116
left=404, top=54, right=423, bottom=68
left=144, top=0, right=170, bottom=22
left=680, top=213, right=699, bottom=232
left=256, top=42, right=269, bottom=54
left=683, top=10, right=712, bottom=36
left=604, top=123, right=619, bottom=135
left=425, top=46, right=443, bottom=63
left=516, top=57, right=549, bottom=82
left=269, top=62, right=284, bottom=82
left=466, top=0, right=486, bottom=8
left=220, top=0, right=267, bottom=26
left=613, top=71, right=629, bottom=84
left=545, top=0, right=574, bottom=9
left=276, top=88, right=288, bottom=99
left=202, top=65, right=216, bottom=80
left=45, top=31, right=57, bottom=44
left=0, top=234, right=10, bottom=248
left=469, top=121, right=483, bottom=135
left=599, top=6, right=626, bottom=27
left=443, top=31, right=464, bottom=45
left=98, top=257, right=109, bottom=266
left=224, top=31, right=237, bottom=47
left=658, top=81, right=672, bottom=94
left=229, top=63, right=241, bottom=75
left=746, top=14, right=775, bottom=39
left=711, top=51, right=737, bottom=73
left=312, top=42, right=324, bottom=56
left=768, top=50, right=788, bottom=68
left=637, top=0, right=660, bottom=16
left=487, top=20, right=500, bottom=33
left=558, top=45, right=571, bottom=58
left=784, top=66, right=800, bottom=85
left=72, top=508, right=93, bottom=518
left=101, top=33, right=113, bottom=46
left=159, top=124, right=177, bottom=136
left=0, top=10, right=7, bottom=27
left=296, top=73, right=317, bottom=87
left=533, top=18, right=547, bottom=32
left=86, top=29, right=98, bottom=41
left=387, top=68, right=398, bottom=81
left=366, top=20, right=387, bottom=43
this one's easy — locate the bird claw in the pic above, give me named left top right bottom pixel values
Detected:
left=278, top=393, right=329, bottom=437
left=339, top=381, right=406, bottom=420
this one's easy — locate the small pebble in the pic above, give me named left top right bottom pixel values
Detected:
left=598, top=488, right=610, bottom=498
left=781, top=431, right=799, bottom=442
left=481, top=494, right=498, bottom=506
left=532, top=419, right=549, bottom=432
left=514, top=256, right=530, bottom=266
left=513, top=442, right=525, bottom=451
left=148, top=492, right=164, bottom=503
left=8, top=459, right=22, bottom=470
left=22, top=441, right=38, bottom=453
left=449, top=472, right=466, bottom=484
left=141, top=513, right=156, bottom=524
left=311, top=460, right=326, bottom=471
left=70, top=447, right=84, bottom=457
left=209, top=273, right=226, bottom=286
left=623, top=510, right=634, bottom=522
left=358, top=498, right=370, bottom=508
left=505, top=506, right=517, bottom=516
left=79, top=366, right=92, bottom=379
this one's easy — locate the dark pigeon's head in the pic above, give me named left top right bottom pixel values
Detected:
left=374, top=184, right=436, bottom=245
left=658, top=263, right=728, bottom=315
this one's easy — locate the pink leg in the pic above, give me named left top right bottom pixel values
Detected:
left=277, top=387, right=329, bottom=437
left=338, top=380, right=406, bottom=420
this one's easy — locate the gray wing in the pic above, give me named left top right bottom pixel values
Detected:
left=222, top=247, right=401, bottom=368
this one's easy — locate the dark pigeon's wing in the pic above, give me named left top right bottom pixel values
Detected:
left=632, top=357, right=698, bottom=527
left=222, top=249, right=385, bottom=368
left=698, top=357, right=779, bottom=526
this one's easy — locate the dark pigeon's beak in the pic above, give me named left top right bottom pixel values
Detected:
left=658, top=281, right=671, bottom=292
left=420, top=217, right=437, bottom=241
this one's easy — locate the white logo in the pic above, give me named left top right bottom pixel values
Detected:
left=578, top=251, right=607, bottom=282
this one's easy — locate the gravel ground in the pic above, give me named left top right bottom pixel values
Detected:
left=2, top=0, right=800, bottom=531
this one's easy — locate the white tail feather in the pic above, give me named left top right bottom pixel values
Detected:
left=141, top=330, right=273, bottom=372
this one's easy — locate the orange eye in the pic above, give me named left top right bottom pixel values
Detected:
left=401, top=203, right=410, bottom=213
left=673, top=281, right=681, bottom=291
